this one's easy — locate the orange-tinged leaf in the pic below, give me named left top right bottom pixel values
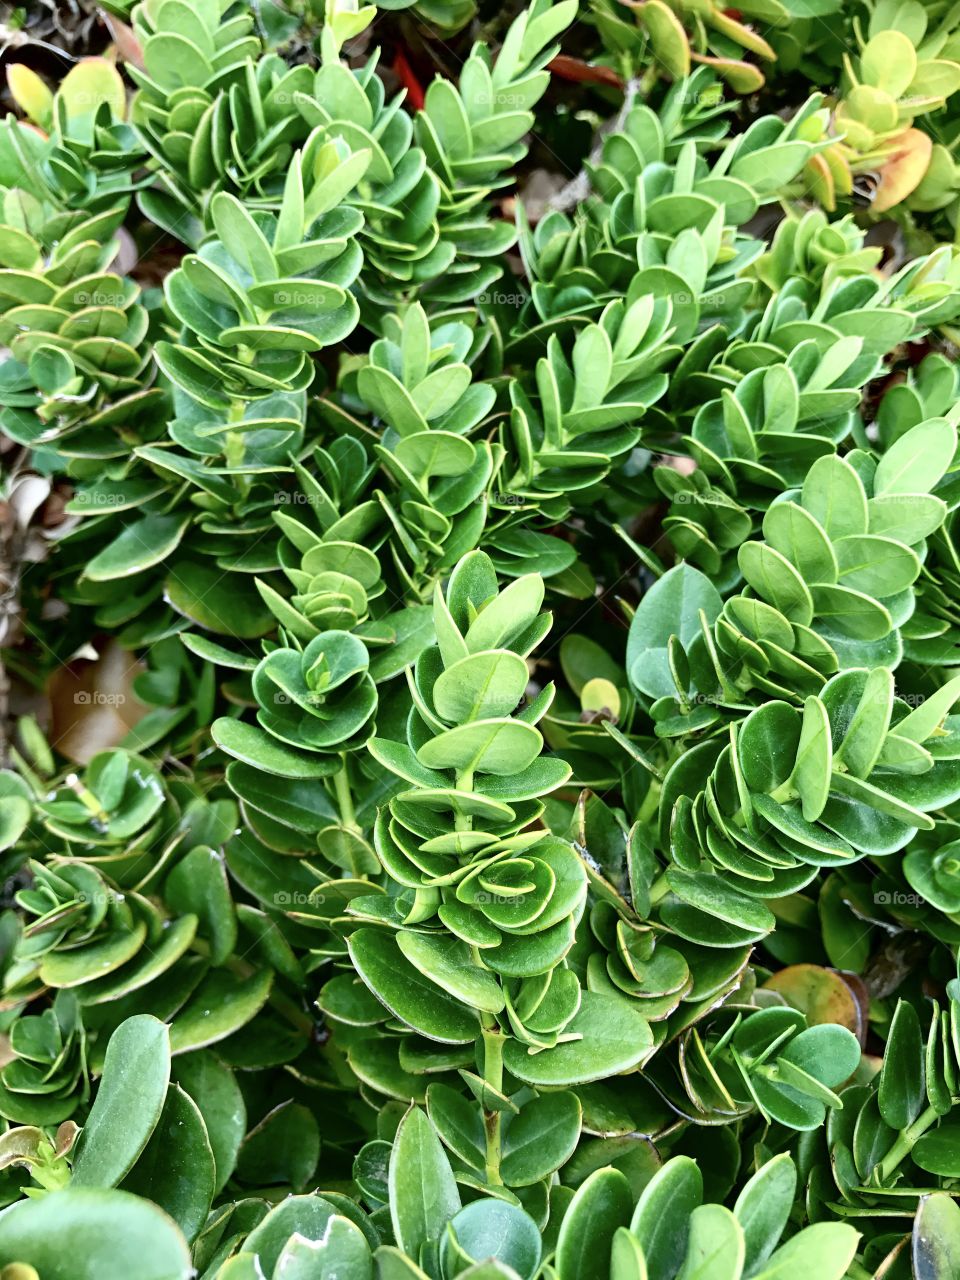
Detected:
left=101, top=11, right=146, bottom=71
left=872, top=127, right=933, bottom=211
left=763, top=963, right=864, bottom=1038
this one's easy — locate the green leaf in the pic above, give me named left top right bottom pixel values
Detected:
left=914, top=1193, right=960, bottom=1280
left=71, top=1016, right=172, bottom=1189
left=0, top=1190, right=192, bottom=1279
left=84, top=514, right=190, bottom=581
left=913, top=1123, right=960, bottom=1177
left=762, top=502, right=837, bottom=582
left=788, top=696, right=832, bottom=823
left=212, top=717, right=340, bottom=778
left=389, top=1107, right=461, bottom=1261
left=874, top=418, right=956, bottom=496
left=396, top=931, right=505, bottom=1014
left=463, top=574, right=545, bottom=653
left=800, top=455, right=868, bottom=539
left=120, top=1084, right=215, bottom=1242
left=835, top=535, right=920, bottom=595
left=631, top=1156, right=703, bottom=1275
left=276, top=1215, right=373, bottom=1279
left=676, top=1205, right=744, bottom=1280
left=348, top=929, right=479, bottom=1043
left=733, top=1154, right=796, bottom=1272
left=627, top=564, right=723, bottom=700
left=868, top=493, right=947, bottom=544
left=434, top=651, right=530, bottom=723
left=242, top=1195, right=359, bottom=1275
left=501, top=1091, right=582, bottom=1185
left=503, top=992, right=653, bottom=1086
left=210, top=193, right=277, bottom=281
left=752, top=1222, right=859, bottom=1280
left=555, top=1166, right=632, bottom=1280
left=832, top=667, right=893, bottom=778
left=165, top=846, right=237, bottom=966
left=172, top=1051, right=245, bottom=1194
left=878, top=1000, right=925, bottom=1129
left=168, top=967, right=273, bottom=1053
left=235, top=1100, right=319, bottom=1191
left=738, top=543, right=813, bottom=625
left=442, top=1201, right=542, bottom=1280
left=894, top=675, right=960, bottom=744
left=417, top=720, right=543, bottom=776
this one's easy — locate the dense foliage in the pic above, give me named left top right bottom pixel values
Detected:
left=4, top=0, right=960, bottom=1274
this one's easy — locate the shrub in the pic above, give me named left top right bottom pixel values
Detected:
left=3, top=0, right=960, bottom=1275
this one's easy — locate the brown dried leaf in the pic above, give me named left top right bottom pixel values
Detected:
left=762, top=962, right=863, bottom=1037
left=46, top=639, right=149, bottom=764
left=872, top=127, right=933, bottom=212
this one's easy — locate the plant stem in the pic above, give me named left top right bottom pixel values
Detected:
left=63, top=773, right=109, bottom=824
left=636, top=780, right=660, bottom=824
left=481, top=1021, right=505, bottom=1186
left=877, top=1103, right=940, bottom=1182
left=648, top=871, right=671, bottom=906
left=224, top=398, right=250, bottom=497
left=768, top=780, right=797, bottom=805
left=455, top=769, right=474, bottom=833
left=333, top=754, right=357, bottom=831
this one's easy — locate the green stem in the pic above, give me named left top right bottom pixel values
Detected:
left=480, top=1022, right=505, bottom=1186
left=455, top=769, right=474, bottom=833
left=460, top=773, right=496, bottom=1180
left=63, top=773, right=109, bottom=825
left=846, top=1263, right=872, bottom=1280
left=877, top=1103, right=940, bottom=1182
left=636, top=781, right=660, bottom=825
left=648, top=872, right=671, bottom=906
left=224, top=398, right=250, bottom=497
left=333, top=754, right=358, bottom=831
left=768, top=780, right=797, bottom=806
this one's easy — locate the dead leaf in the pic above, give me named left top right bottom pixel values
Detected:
left=46, top=638, right=150, bottom=764
left=547, top=56, right=625, bottom=89
left=872, top=127, right=933, bottom=212
left=762, top=962, right=864, bottom=1038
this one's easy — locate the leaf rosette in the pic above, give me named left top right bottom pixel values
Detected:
left=0, top=993, right=89, bottom=1126
left=252, top=630, right=378, bottom=756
